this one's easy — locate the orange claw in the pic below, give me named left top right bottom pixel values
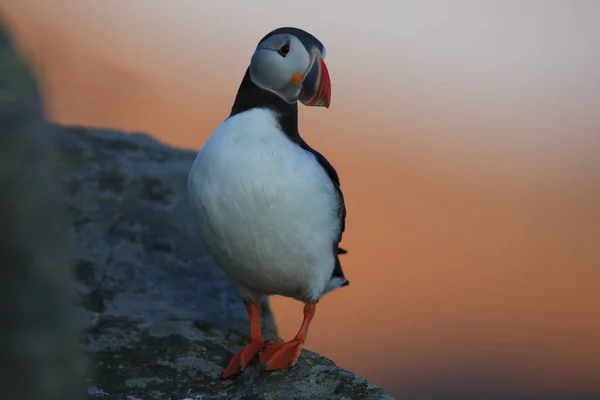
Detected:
left=221, top=302, right=267, bottom=378
left=261, top=339, right=304, bottom=370
left=222, top=339, right=266, bottom=378
left=259, top=302, right=316, bottom=371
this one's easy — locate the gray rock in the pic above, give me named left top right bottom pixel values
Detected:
left=0, top=20, right=393, bottom=400
left=0, top=26, right=84, bottom=400
left=57, top=126, right=393, bottom=399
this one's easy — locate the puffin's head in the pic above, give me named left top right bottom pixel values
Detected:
left=249, top=27, right=331, bottom=108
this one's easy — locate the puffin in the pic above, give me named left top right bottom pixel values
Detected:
left=187, top=27, right=349, bottom=378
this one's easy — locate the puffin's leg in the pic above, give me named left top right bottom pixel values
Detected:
left=222, top=301, right=267, bottom=378
left=259, top=302, right=316, bottom=370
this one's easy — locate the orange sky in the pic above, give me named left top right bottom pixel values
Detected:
left=2, top=1, right=599, bottom=398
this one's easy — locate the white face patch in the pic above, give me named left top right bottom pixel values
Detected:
left=249, top=34, right=311, bottom=103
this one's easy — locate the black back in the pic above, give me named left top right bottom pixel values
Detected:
left=229, top=69, right=348, bottom=282
left=257, top=27, right=326, bottom=56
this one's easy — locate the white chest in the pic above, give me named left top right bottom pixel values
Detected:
left=187, top=108, right=340, bottom=301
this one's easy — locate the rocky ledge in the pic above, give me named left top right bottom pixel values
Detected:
left=0, top=24, right=392, bottom=399
left=60, top=126, right=393, bottom=400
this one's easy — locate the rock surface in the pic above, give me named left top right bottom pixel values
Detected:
left=0, top=22, right=393, bottom=400
left=0, top=25, right=84, bottom=400
left=59, top=127, right=393, bottom=400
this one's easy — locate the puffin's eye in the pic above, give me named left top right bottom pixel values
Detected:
left=278, top=40, right=291, bottom=57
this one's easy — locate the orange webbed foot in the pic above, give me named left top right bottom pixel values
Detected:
left=221, top=339, right=267, bottom=378
left=258, top=341, right=285, bottom=365
left=260, top=339, right=305, bottom=371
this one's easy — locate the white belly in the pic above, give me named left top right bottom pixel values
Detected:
left=187, top=108, right=340, bottom=303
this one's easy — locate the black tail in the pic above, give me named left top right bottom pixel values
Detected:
left=337, top=247, right=348, bottom=255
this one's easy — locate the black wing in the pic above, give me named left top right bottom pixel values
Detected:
left=263, top=104, right=348, bottom=282
left=291, top=138, right=348, bottom=281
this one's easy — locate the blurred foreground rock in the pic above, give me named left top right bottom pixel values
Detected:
left=0, top=25, right=84, bottom=400
left=0, top=24, right=393, bottom=400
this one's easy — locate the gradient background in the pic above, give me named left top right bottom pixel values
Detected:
left=2, top=1, right=599, bottom=398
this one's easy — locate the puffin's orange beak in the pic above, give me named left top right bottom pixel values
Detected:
left=298, top=53, right=331, bottom=108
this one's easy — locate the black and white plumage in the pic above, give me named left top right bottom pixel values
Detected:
left=188, top=26, right=349, bottom=377
left=188, top=27, right=349, bottom=307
